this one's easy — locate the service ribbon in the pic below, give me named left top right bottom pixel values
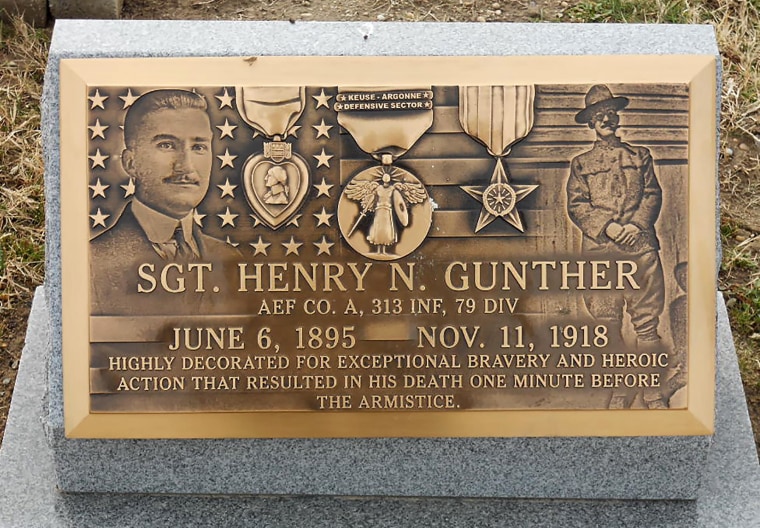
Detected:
left=235, top=86, right=305, bottom=138
left=458, top=85, right=535, bottom=157
left=336, top=87, right=434, bottom=162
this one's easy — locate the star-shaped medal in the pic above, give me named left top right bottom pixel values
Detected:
left=461, top=160, right=538, bottom=233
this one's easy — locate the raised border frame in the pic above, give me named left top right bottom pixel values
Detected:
left=60, top=55, right=716, bottom=438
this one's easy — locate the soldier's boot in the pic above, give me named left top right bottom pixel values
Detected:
left=608, top=392, right=630, bottom=409
left=643, top=389, right=668, bottom=409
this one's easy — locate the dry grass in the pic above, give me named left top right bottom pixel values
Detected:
left=0, top=18, right=48, bottom=311
left=0, top=16, right=49, bottom=445
left=711, top=1, right=760, bottom=144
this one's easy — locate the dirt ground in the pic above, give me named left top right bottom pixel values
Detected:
left=0, top=299, right=31, bottom=442
left=122, top=0, right=569, bottom=23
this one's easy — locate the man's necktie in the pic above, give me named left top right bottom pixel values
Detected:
left=173, top=226, right=192, bottom=260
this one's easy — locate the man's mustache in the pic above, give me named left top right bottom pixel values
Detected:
left=163, top=173, right=200, bottom=184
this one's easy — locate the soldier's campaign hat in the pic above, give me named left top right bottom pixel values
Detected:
left=575, top=84, right=629, bottom=124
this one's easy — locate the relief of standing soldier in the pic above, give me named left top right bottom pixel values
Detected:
left=566, top=84, right=671, bottom=409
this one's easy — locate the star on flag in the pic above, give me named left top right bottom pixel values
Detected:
left=313, top=148, right=333, bottom=168
left=89, top=208, right=109, bottom=228
left=217, top=178, right=237, bottom=198
left=217, top=148, right=237, bottom=169
left=216, top=88, right=234, bottom=109
left=313, top=236, right=334, bottom=256
left=314, top=177, right=333, bottom=197
left=312, top=89, right=332, bottom=109
left=216, top=118, right=237, bottom=139
left=88, top=149, right=109, bottom=169
left=313, top=207, right=333, bottom=227
left=119, top=89, right=139, bottom=109
left=282, top=236, right=303, bottom=256
left=250, top=236, right=270, bottom=256
left=193, top=210, right=206, bottom=227
left=88, top=119, right=109, bottom=140
left=89, top=178, right=109, bottom=199
left=88, top=89, right=108, bottom=110
left=120, top=178, right=136, bottom=198
left=312, top=119, right=333, bottom=139
left=218, top=207, right=239, bottom=227
left=287, top=125, right=301, bottom=139
left=287, top=214, right=302, bottom=228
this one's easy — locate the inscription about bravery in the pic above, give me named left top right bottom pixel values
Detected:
left=86, top=82, right=689, bottom=413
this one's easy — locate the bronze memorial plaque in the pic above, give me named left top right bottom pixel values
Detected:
left=60, top=56, right=717, bottom=438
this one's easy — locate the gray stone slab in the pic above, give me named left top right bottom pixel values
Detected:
left=1, top=288, right=758, bottom=527
left=41, top=20, right=721, bottom=500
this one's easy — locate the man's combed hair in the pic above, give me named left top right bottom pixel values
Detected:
left=123, top=89, right=208, bottom=148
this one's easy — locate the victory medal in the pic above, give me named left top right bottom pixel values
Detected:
left=336, top=87, right=435, bottom=260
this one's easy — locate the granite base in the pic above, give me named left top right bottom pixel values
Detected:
left=40, top=20, right=725, bottom=501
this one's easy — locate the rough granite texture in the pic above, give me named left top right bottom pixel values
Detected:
left=42, top=21, right=721, bottom=499
left=1, top=288, right=757, bottom=527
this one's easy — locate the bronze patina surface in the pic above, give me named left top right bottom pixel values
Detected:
left=60, top=56, right=716, bottom=438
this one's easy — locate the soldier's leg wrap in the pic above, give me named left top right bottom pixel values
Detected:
left=626, top=251, right=665, bottom=342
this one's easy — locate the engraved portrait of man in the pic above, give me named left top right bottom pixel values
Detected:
left=263, top=165, right=290, bottom=205
left=90, top=89, right=238, bottom=314
left=566, top=84, right=667, bottom=409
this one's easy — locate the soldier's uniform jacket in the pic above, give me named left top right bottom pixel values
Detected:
left=566, top=137, right=662, bottom=254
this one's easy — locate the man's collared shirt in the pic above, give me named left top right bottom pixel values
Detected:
left=131, top=198, right=200, bottom=259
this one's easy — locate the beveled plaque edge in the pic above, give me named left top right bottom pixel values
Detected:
left=60, top=54, right=717, bottom=439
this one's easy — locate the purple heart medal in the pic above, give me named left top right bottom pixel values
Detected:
left=235, top=87, right=310, bottom=229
